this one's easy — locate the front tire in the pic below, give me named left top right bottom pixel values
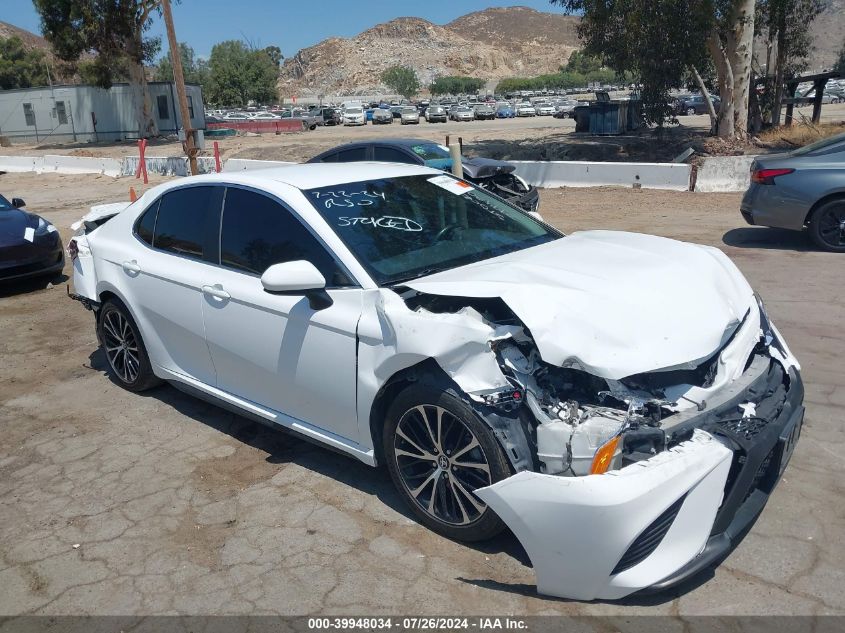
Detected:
left=808, top=197, right=845, bottom=252
left=686, top=107, right=696, bottom=116
left=383, top=383, right=511, bottom=542
left=97, top=299, right=161, bottom=391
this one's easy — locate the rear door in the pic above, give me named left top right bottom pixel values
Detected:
left=118, top=185, right=223, bottom=385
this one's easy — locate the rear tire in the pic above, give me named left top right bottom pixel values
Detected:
left=383, top=383, right=511, bottom=542
left=808, top=197, right=845, bottom=252
left=97, top=299, right=162, bottom=391
left=686, top=107, right=696, bottom=116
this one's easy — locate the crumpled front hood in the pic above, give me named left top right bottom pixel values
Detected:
left=405, top=230, right=756, bottom=379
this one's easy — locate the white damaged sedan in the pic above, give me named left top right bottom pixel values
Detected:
left=68, top=163, right=804, bottom=601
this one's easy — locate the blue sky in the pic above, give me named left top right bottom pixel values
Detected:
left=2, top=1, right=563, bottom=60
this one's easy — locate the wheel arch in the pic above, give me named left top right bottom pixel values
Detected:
left=804, top=190, right=845, bottom=226
left=368, top=359, right=536, bottom=474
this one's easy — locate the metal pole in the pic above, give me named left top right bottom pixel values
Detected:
left=161, top=0, right=198, bottom=175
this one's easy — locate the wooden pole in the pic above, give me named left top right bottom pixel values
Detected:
left=161, top=0, right=198, bottom=176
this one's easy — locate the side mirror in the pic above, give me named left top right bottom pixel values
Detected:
left=11, top=198, right=25, bottom=208
left=260, top=260, right=332, bottom=310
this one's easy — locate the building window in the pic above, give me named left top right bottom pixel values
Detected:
left=23, top=103, right=35, bottom=126
left=187, top=95, right=194, bottom=119
left=55, top=101, right=68, bottom=125
left=157, top=95, right=170, bottom=120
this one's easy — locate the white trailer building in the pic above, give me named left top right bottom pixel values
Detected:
left=0, top=82, right=205, bottom=144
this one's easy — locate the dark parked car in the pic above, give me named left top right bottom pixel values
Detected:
left=740, top=132, right=845, bottom=252
left=308, top=139, right=540, bottom=213
left=0, top=195, right=64, bottom=281
left=675, top=94, right=720, bottom=116
left=318, top=107, right=342, bottom=126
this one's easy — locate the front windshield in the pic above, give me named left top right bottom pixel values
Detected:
left=345, top=108, right=363, bottom=114
left=304, top=174, right=560, bottom=285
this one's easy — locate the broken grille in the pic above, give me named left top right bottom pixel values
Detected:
left=717, top=416, right=771, bottom=441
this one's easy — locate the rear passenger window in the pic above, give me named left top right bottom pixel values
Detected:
left=335, top=147, right=367, bottom=162
left=374, top=147, right=414, bottom=163
left=153, top=186, right=222, bottom=259
left=135, top=201, right=159, bottom=246
left=220, top=188, right=353, bottom=287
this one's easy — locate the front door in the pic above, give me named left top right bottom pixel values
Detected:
left=200, top=186, right=363, bottom=443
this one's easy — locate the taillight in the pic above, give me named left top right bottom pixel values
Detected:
left=751, top=168, right=794, bottom=185
left=67, top=238, right=79, bottom=261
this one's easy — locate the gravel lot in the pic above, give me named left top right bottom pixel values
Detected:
left=0, top=171, right=843, bottom=616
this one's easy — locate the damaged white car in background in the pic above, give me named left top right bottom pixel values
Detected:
left=67, top=163, right=804, bottom=601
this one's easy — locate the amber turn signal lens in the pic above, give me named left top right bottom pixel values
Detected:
left=590, top=435, right=621, bottom=475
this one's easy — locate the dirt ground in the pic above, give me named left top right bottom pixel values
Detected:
left=4, top=102, right=844, bottom=164
left=0, top=171, right=843, bottom=616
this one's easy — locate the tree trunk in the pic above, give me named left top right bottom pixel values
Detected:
left=127, top=33, right=158, bottom=139
left=692, top=65, right=717, bottom=134
left=728, top=0, right=755, bottom=140
left=707, top=29, right=735, bottom=138
left=772, top=11, right=788, bottom=128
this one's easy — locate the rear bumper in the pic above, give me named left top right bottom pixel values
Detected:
left=740, top=183, right=811, bottom=231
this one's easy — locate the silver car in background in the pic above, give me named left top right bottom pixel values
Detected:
left=400, top=106, right=420, bottom=125
left=740, top=132, right=845, bottom=252
left=450, top=106, right=475, bottom=122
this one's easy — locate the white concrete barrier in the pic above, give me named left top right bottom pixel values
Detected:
left=511, top=160, right=692, bottom=191
left=694, top=155, right=757, bottom=193
left=222, top=158, right=296, bottom=172
left=120, top=156, right=217, bottom=177
left=0, top=155, right=45, bottom=173
left=42, top=154, right=122, bottom=177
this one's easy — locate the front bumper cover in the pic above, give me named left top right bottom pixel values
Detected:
left=475, top=360, right=803, bottom=601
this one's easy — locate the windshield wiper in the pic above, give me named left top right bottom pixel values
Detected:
left=387, top=267, right=447, bottom=287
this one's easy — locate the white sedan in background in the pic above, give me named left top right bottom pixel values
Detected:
left=342, top=107, right=366, bottom=125
left=248, top=111, right=281, bottom=120
left=68, top=163, right=803, bottom=602
left=515, top=103, right=537, bottom=117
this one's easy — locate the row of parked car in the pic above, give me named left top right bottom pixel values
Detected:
left=672, top=80, right=845, bottom=117
left=205, top=96, right=590, bottom=129
left=331, top=98, right=587, bottom=126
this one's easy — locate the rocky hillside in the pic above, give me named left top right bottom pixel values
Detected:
left=809, top=0, right=845, bottom=70
left=0, top=20, right=52, bottom=51
left=280, top=3, right=845, bottom=97
left=278, top=7, right=581, bottom=97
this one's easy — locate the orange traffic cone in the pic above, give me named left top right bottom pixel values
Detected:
left=129, top=186, right=137, bottom=202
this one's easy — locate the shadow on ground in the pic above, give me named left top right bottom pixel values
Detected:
left=723, top=227, right=816, bottom=251
left=86, top=346, right=750, bottom=606
left=87, top=348, right=533, bottom=573
left=0, top=273, right=68, bottom=298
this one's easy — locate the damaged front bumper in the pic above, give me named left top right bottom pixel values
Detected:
left=475, top=360, right=804, bottom=602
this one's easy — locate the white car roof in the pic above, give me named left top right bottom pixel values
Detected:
left=152, top=162, right=441, bottom=193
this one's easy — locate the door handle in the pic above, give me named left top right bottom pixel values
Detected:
left=122, top=260, right=141, bottom=274
left=202, top=284, right=231, bottom=300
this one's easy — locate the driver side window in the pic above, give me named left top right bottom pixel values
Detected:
left=220, top=188, right=354, bottom=287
